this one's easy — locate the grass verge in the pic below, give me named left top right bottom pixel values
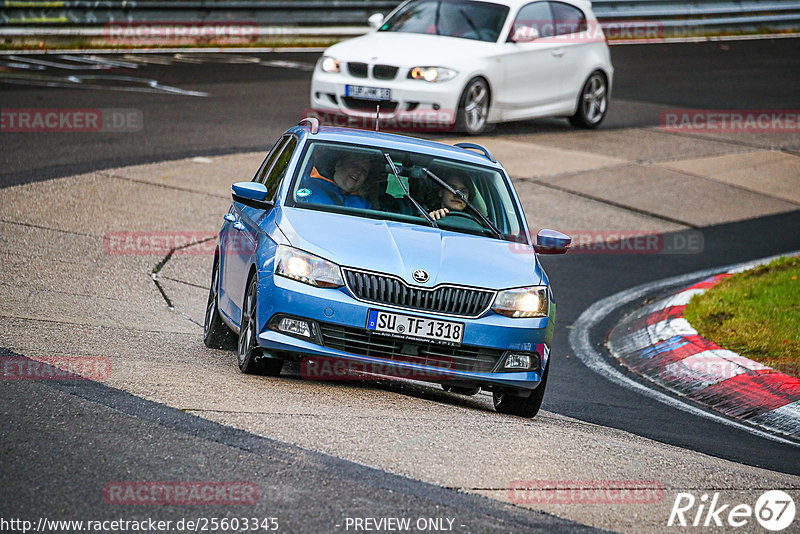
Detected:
left=683, top=255, right=800, bottom=377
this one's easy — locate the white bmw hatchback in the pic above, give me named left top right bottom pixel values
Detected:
left=310, top=0, right=613, bottom=134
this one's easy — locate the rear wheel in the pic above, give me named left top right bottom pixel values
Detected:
left=237, top=276, right=283, bottom=376
left=456, top=77, right=492, bottom=135
left=203, top=254, right=235, bottom=350
left=569, top=71, right=608, bottom=128
left=493, top=363, right=549, bottom=418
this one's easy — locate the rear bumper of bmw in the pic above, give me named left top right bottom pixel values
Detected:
left=254, top=272, right=553, bottom=391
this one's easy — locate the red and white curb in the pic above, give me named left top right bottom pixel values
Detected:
left=608, top=267, right=800, bottom=440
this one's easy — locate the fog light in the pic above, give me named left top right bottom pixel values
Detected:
left=504, top=352, right=533, bottom=370
left=278, top=317, right=312, bottom=338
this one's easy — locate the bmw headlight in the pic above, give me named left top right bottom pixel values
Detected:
left=320, top=56, right=341, bottom=73
left=275, top=245, right=344, bottom=288
left=492, top=286, right=549, bottom=318
left=408, top=66, right=457, bottom=82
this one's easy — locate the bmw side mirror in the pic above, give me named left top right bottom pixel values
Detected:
left=232, top=182, right=273, bottom=210
left=511, top=25, right=539, bottom=43
left=534, top=229, right=571, bottom=254
left=368, top=13, right=384, bottom=30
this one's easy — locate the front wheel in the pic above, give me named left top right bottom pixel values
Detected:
left=237, top=277, right=283, bottom=376
left=569, top=71, right=608, bottom=128
left=456, top=77, right=492, bottom=135
left=493, top=363, right=549, bottom=418
left=203, top=254, right=235, bottom=350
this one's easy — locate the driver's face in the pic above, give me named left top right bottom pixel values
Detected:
left=333, top=158, right=371, bottom=193
left=442, top=177, right=469, bottom=211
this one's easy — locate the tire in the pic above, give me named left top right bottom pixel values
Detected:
left=203, top=254, right=236, bottom=350
left=237, top=276, right=283, bottom=376
left=456, top=77, right=492, bottom=135
left=492, top=363, right=549, bottom=418
left=569, top=71, right=608, bottom=129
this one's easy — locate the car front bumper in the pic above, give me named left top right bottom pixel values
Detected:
left=310, top=69, right=464, bottom=131
left=255, top=272, right=553, bottom=391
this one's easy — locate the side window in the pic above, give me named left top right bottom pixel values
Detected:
left=253, top=136, right=288, bottom=183
left=550, top=2, right=586, bottom=35
left=511, top=2, right=554, bottom=39
left=263, top=137, right=298, bottom=201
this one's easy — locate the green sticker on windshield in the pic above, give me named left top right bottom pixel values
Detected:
left=297, top=188, right=311, bottom=198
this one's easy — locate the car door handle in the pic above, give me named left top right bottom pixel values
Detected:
left=551, top=48, right=565, bottom=57
left=232, top=222, right=246, bottom=231
left=224, top=213, right=236, bottom=222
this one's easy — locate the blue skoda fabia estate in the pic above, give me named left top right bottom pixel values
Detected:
left=204, top=118, right=570, bottom=418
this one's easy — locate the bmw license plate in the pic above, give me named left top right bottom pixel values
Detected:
left=367, top=310, right=464, bottom=344
left=346, top=85, right=392, bottom=101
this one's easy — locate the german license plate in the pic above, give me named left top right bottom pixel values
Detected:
left=367, top=310, right=464, bottom=344
left=346, top=85, right=392, bottom=101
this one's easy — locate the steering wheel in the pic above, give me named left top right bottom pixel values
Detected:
left=443, top=210, right=478, bottom=222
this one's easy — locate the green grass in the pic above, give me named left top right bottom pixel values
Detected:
left=683, top=256, right=800, bottom=377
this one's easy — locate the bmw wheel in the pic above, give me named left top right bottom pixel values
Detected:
left=203, top=254, right=235, bottom=349
left=492, top=363, right=549, bottom=418
left=237, top=276, right=283, bottom=376
left=456, top=77, right=491, bottom=135
left=569, top=71, right=608, bottom=128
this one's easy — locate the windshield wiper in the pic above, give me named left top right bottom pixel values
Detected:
left=422, top=168, right=503, bottom=239
left=383, top=153, right=438, bottom=228
left=434, top=1, right=441, bottom=35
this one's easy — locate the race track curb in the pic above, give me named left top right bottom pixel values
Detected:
left=608, top=266, right=800, bottom=441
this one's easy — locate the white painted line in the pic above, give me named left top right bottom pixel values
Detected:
left=191, top=157, right=213, bottom=164
left=569, top=249, right=800, bottom=447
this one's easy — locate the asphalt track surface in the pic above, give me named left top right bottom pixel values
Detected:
left=2, top=38, right=800, bottom=530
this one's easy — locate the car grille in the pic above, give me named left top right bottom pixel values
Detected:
left=372, top=64, right=398, bottom=80
left=343, top=269, right=495, bottom=318
left=347, top=62, right=368, bottom=77
left=341, top=97, right=398, bottom=112
left=318, top=322, right=503, bottom=373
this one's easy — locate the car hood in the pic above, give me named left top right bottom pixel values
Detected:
left=277, top=207, right=543, bottom=290
left=325, top=32, right=495, bottom=68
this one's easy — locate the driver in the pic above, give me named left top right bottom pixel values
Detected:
left=299, top=151, right=374, bottom=209
left=428, top=173, right=475, bottom=221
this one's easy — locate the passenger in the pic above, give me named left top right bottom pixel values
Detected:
left=428, top=173, right=476, bottom=220
left=298, top=152, right=374, bottom=209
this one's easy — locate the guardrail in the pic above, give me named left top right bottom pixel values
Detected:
left=1, top=0, right=799, bottom=37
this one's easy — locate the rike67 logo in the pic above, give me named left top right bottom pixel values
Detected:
left=668, top=490, right=795, bottom=531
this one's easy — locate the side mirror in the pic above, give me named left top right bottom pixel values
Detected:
left=534, top=229, right=571, bottom=254
left=232, top=182, right=273, bottom=210
left=368, top=13, right=384, bottom=30
left=511, top=25, right=539, bottom=43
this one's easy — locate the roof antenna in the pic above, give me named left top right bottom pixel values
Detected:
left=375, top=105, right=380, bottom=132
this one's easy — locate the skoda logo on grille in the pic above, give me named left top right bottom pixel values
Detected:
left=412, top=269, right=429, bottom=283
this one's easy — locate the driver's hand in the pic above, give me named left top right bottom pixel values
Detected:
left=429, top=208, right=449, bottom=220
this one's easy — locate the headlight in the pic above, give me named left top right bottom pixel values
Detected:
left=492, top=286, right=549, bottom=318
left=320, top=56, right=341, bottom=73
left=408, top=66, right=457, bottom=82
left=275, top=245, right=344, bottom=288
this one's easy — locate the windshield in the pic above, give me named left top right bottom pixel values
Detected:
left=378, top=0, right=509, bottom=43
left=288, top=141, right=527, bottom=243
